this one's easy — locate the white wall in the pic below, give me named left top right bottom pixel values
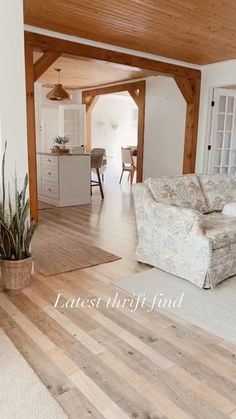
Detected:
left=196, top=60, right=236, bottom=173
left=91, top=93, right=137, bottom=168
left=90, top=79, right=186, bottom=179
left=143, top=76, right=186, bottom=179
left=35, top=84, right=82, bottom=152
left=0, top=0, right=28, bottom=186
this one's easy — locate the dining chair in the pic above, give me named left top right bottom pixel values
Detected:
left=119, top=147, right=136, bottom=184
left=91, top=148, right=107, bottom=182
left=91, top=148, right=105, bottom=199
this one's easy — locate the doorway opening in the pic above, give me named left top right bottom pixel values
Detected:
left=82, top=80, right=145, bottom=186
left=90, top=91, right=138, bottom=188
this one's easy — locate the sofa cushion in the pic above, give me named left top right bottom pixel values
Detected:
left=222, top=202, right=236, bottom=216
left=198, top=174, right=236, bottom=212
left=200, top=212, right=236, bottom=250
left=145, top=175, right=207, bottom=212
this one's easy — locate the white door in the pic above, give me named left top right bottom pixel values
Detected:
left=59, top=105, right=85, bottom=146
left=41, top=108, right=59, bottom=152
left=208, top=88, right=236, bottom=174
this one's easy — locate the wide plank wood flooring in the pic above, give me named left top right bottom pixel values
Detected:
left=1, top=182, right=236, bottom=419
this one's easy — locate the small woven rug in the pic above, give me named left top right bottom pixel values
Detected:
left=0, top=328, right=67, bottom=419
left=32, top=227, right=120, bottom=277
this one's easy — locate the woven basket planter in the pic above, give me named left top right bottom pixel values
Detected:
left=1, top=257, right=33, bottom=295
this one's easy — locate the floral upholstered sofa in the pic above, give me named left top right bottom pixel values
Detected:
left=133, top=174, right=236, bottom=288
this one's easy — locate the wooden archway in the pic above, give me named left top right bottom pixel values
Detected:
left=82, top=81, right=146, bottom=183
left=25, top=31, right=201, bottom=222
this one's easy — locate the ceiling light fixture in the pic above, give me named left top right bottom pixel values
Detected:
left=47, top=69, right=71, bottom=101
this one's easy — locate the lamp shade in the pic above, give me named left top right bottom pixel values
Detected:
left=47, top=84, right=71, bottom=101
left=46, top=69, right=71, bottom=101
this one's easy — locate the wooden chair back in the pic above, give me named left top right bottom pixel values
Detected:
left=121, top=147, right=133, bottom=167
left=91, top=148, right=105, bottom=169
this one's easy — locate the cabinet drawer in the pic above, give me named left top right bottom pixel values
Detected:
left=42, top=165, right=58, bottom=183
left=41, top=155, right=58, bottom=167
left=42, top=182, right=59, bottom=199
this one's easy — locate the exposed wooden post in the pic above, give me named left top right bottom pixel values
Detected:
left=34, top=51, right=60, bottom=81
left=84, top=96, right=99, bottom=152
left=25, top=44, right=38, bottom=222
left=136, top=82, right=145, bottom=182
left=182, top=78, right=201, bottom=173
left=128, top=84, right=146, bottom=182
left=175, top=76, right=201, bottom=174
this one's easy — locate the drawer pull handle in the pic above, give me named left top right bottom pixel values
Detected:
left=48, top=159, right=51, bottom=162
left=48, top=188, right=52, bottom=191
left=48, top=172, right=51, bottom=175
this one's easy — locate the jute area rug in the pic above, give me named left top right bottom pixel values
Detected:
left=0, top=329, right=67, bottom=419
left=32, top=225, right=120, bottom=277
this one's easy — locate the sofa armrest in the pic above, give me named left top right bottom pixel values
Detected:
left=133, top=183, right=200, bottom=236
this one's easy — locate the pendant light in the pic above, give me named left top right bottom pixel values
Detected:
left=47, top=69, right=71, bottom=101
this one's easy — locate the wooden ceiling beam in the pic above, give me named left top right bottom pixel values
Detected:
left=34, top=51, right=60, bottom=81
left=82, top=81, right=145, bottom=98
left=25, top=31, right=200, bottom=80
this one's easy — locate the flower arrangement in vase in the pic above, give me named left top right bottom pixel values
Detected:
left=53, top=135, right=69, bottom=150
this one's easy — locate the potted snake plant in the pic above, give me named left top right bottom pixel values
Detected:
left=0, top=142, right=36, bottom=295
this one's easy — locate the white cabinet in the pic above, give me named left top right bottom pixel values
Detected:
left=37, top=153, right=91, bottom=207
left=59, top=105, right=85, bottom=146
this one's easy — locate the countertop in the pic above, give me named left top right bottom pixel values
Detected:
left=37, top=152, right=91, bottom=156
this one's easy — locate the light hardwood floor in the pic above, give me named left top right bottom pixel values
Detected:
left=1, top=181, right=236, bottom=419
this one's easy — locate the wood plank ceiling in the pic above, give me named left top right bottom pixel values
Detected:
left=24, top=0, right=236, bottom=65
left=33, top=52, right=156, bottom=89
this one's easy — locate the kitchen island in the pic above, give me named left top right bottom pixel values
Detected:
left=37, top=152, right=91, bottom=207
